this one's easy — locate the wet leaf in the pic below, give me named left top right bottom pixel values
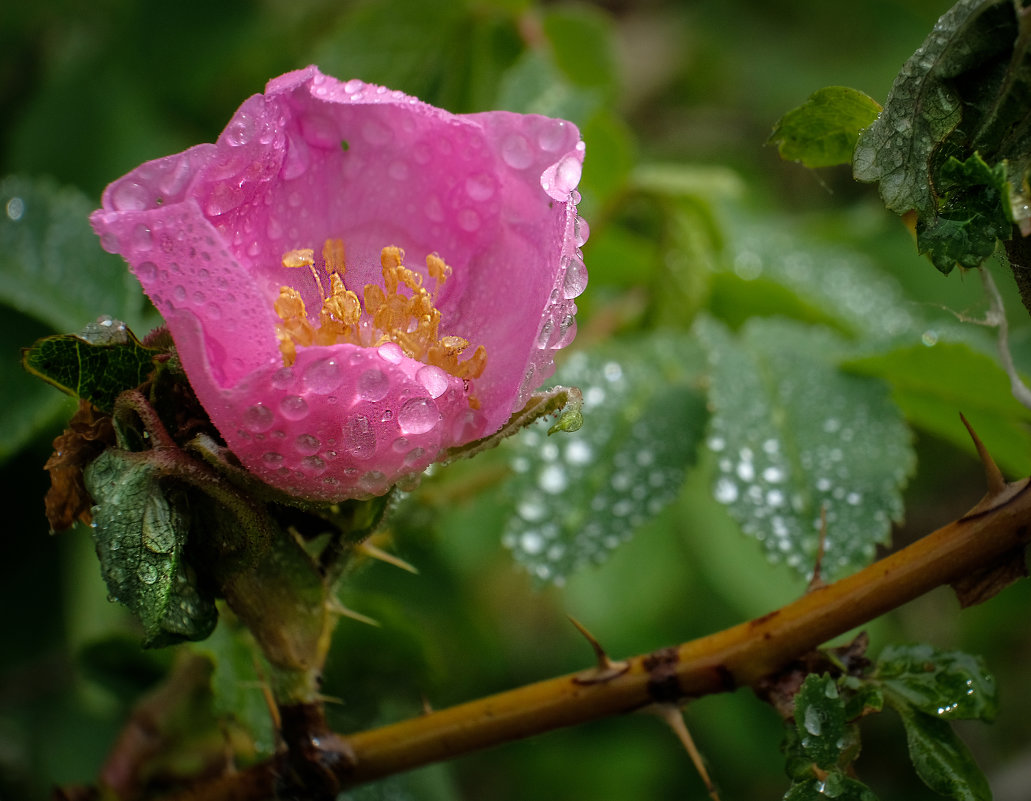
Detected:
left=874, top=644, right=997, bottom=722
left=502, top=333, right=707, bottom=584
left=889, top=704, right=991, bottom=801
left=916, top=153, right=1011, bottom=274
left=770, top=86, right=881, bottom=168
left=0, top=174, right=150, bottom=331
left=697, top=316, right=914, bottom=580
left=844, top=341, right=1031, bottom=477
left=783, top=776, right=879, bottom=801
left=84, top=448, right=217, bottom=647
left=22, top=324, right=159, bottom=414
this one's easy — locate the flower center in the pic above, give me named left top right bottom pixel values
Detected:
left=274, top=239, right=486, bottom=397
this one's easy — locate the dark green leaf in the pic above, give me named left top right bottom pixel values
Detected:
left=852, top=0, right=1017, bottom=217
left=191, top=618, right=276, bottom=757
left=697, top=317, right=914, bottom=580
left=0, top=175, right=150, bottom=331
left=84, top=448, right=217, bottom=647
left=889, top=703, right=992, bottom=801
left=792, top=674, right=856, bottom=770
left=502, top=333, right=707, bottom=584
left=496, top=49, right=602, bottom=124
left=844, top=341, right=1031, bottom=477
left=875, top=644, right=997, bottom=722
left=21, top=325, right=159, bottom=413
left=783, top=776, right=879, bottom=801
left=540, top=5, right=619, bottom=94
left=916, top=153, right=1012, bottom=274
left=770, top=86, right=881, bottom=168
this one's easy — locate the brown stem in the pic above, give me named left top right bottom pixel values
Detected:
left=1004, top=233, right=1031, bottom=318
left=155, top=470, right=1031, bottom=800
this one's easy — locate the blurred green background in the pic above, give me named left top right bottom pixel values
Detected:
left=3, top=1, right=1031, bottom=799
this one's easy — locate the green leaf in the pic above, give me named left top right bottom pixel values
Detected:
left=916, top=153, right=1012, bottom=274
left=191, top=618, right=276, bottom=757
left=889, top=703, right=992, bottom=801
left=22, top=325, right=159, bottom=413
left=0, top=175, right=150, bottom=332
left=770, top=86, right=881, bottom=168
left=697, top=317, right=914, bottom=580
left=502, top=333, right=707, bottom=584
left=875, top=644, right=997, bottom=722
left=496, top=49, right=602, bottom=124
left=782, top=675, right=876, bottom=800
left=852, top=0, right=1017, bottom=216
left=844, top=341, right=1031, bottom=477
left=84, top=448, right=217, bottom=647
left=540, top=5, right=619, bottom=94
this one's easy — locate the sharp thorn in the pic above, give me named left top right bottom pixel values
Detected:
left=357, top=541, right=420, bottom=574
left=568, top=616, right=630, bottom=683
left=960, top=413, right=1006, bottom=496
left=421, top=694, right=434, bottom=715
left=652, top=704, right=722, bottom=801
left=328, top=598, right=381, bottom=628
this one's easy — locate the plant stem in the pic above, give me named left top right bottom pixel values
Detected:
left=158, top=467, right=1031, bottom=799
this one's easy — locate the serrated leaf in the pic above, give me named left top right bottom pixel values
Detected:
left=770, top=86, right=881, bottom=168
left=502, top=334, right=707, bottom=584
left=792, top=675, right=855, bottom=770
left=875, top=644, right=997, bottom=722
left=888, top=703, right=992, bottom=801
left=698, top=317, right=914, bottom=580
left=191, top=618, right=276, bottom=757
left=22, top=326, right=158, bottom=413
left=916, top=153, right=1012, bottom=274
left=0, top=175, right=149, bottom=331
left=84, top=448, right=217, bottom=647
left=844, top=341, right=1031, bottom=477
left=852, top=0, right=1016, bottom=216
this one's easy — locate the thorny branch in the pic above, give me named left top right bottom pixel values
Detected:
left=142, top=430, right=1031, bottom=801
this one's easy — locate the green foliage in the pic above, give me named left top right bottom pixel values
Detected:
left=84, top=449, right=217, bottom=647
left=851, top=0, right=1030, bottom=272
left=769, top=87, right=881, bottom=168
left=21, top=326, right=158, bottom=414
left=874, top=644, right=997, bottom=723
left=782, top=674, right=875, bottom=800
left=697, top=316, right=914, bottom=580
left=502, top=334, right=707, bottom=583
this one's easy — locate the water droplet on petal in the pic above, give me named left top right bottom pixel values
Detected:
left=295, top=433, right=320, bottom=455
left=417, top=365, right=449, bottom=399
left=465, top=173, right=495, bottom=201
left=378, top=342, right=404, bottom=364
left=244, top=404, right=275, bottom=432
left=344, top=414, right=377, bottom=459
left=398, top=398, right=441, bottom=435
left=562, top=253, right=588, bottom=299
left=537, top=119, right=568, bottom=152
left=501, top=133, right=533, bottom=169
left=541, top=154, right=583, bottom=201
left=358, top=368, right=391, bottom=402
left=280, top=395, right=309, bottom=421
left=458, top=209, right=480, bottom=232
left=303, top=358, right=343, bottom=394
left=573, top=215, right=590, bottom=247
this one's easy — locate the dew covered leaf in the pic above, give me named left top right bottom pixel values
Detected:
left=874, top=644, right=997, bottom=723
left=0, top=175, right=150, bottom=332
left=84, top=448, right=217, bottom=647
left=502, top=333, right=707, bottom=584
left=845, top=341, right=1031, bottom=477
left=22, top=324, right=160, bottom=414
left=916, top=153, right=1012, bottom=274
left=769, top=86, right=881, bottom=168
left=697, top=316, right=914, bottom=580
left=887, top=703, right=992, bottom=801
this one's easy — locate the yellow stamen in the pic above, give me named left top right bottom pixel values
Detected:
left=274, top=240, right=487, bottom=393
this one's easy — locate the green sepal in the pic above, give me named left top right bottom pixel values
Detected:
left=770, top=86, right=882, bottom=168
left=22, top=320, right=159, bottom=413
left=84, top=448, right=217, bottom=647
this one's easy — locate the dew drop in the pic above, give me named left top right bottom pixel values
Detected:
left=398, top=397, right=441, bottom=435
left=280, top=395, right=309, bottom=420
left=520, top=530, right=545, bottom=555
left=378, top=342, right=404, bottom=364
left=465, top=173, right=495, bottom=201
left=562, top=254, right=588, bottom=299
left=262, top=451, right=284, bottom=466
left=271, top=367, right=294, bottom=390
left=573, top=215, right=590, bottom=247
left=302, top=455, right=327, bottom=474
left=417, top=365, right=449, bottom=399
left=137, top=261, right=157, bottom=281
left=112, top=181, right=151, bottom=211
left=714, top=477, right=739, bottom=503
left=538, top=464, right=568, bottom=494
left=137, top=563, right=158, bottom=585
left=518, top=497, right=547, bottom=522
left=343, top=414, right=377, bottom=459
left=5, top=196, right=24, bottom=221
left=303, top=358, right=343, bottom=394
left=458, top=208, right=480, bottom=232
left=803, top=706, right=823, bottom=737
left=295, top=433, right=320, bottom=455
left=501, top=133, right=533, bottom=169
left=358, top=368, right=391, bottom=402
left=537, top=119, right=568, bottom=152
left=565, top=439, right=592, bottom=465
left=244, top=404, right=275, bottom=432
left=131, top=223, right=153, bottom=251
left=541, top=154, right=583, bottom=201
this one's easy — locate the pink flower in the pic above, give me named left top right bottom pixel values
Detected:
left=90, top=66, right=587, bottom=501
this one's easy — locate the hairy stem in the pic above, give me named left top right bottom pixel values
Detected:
left=160, top=466, right=1031, bottom=799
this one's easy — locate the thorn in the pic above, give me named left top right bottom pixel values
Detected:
left=315, top=693, right=344, bottom=706
left=960, top=413, right=1007, bottom=496
left=327, top=597, right=381, bottom=628
left=568, top=616, right=629, bottom=683
left=421, top=694, right=434, bottom=715
left=807, top=506, right=829, bottom=593
left=357, top=541, right=419, bottom=574
left=653, top=704, right=721, bottom=801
